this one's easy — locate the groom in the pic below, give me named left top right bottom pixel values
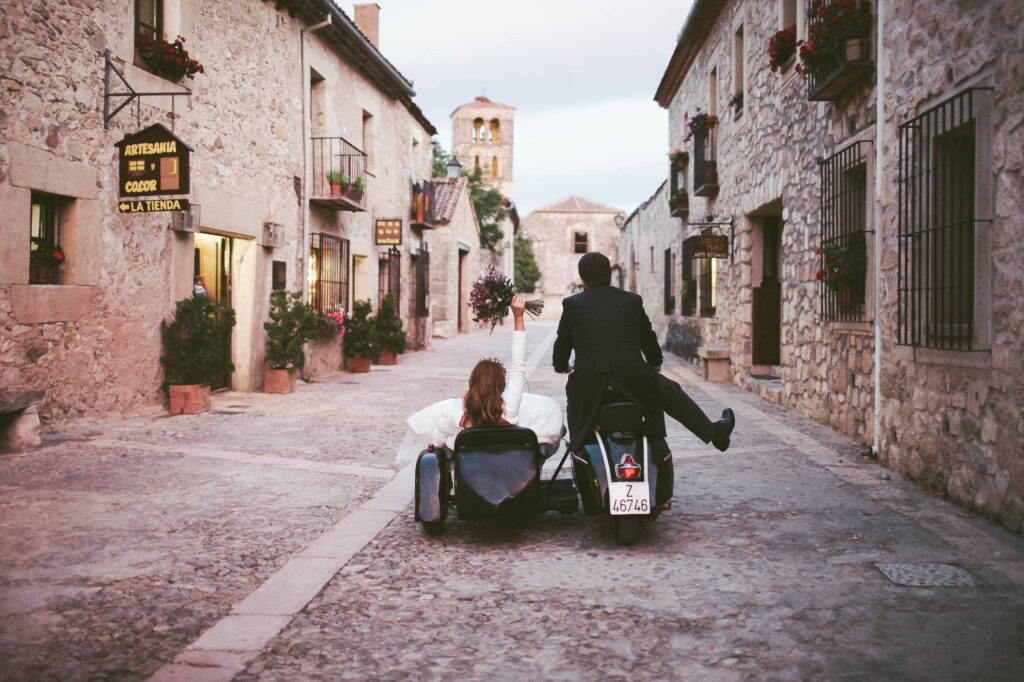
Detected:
left=552, top=251, right=735, bottom=453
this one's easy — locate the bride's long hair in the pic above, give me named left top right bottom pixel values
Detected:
left=461, top=358, right=510, bottom=428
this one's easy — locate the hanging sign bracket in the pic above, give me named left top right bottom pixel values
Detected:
left=103, top=49, right=192, bottom=129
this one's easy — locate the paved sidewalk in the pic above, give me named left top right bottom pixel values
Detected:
left=2, top=320, right=1022, bottom=681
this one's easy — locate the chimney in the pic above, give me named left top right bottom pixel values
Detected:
left=353, top=3, right=380, bottom=48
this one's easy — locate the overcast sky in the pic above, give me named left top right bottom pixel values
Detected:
left=363, top=0, right=695, bottom=216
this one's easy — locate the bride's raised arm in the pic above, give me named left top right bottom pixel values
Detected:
left=503, top=294, right=527, bottom=423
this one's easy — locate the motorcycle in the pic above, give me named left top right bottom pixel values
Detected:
left=414, top=393, right=671, bottom=546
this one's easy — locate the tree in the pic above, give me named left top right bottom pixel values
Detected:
left=514, top=235, right=541, bottom=293
left=466, top=166, right=506, bottom=254
left=430, top=137, right=450, bottom=178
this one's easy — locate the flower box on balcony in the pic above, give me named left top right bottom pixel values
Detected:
left=807, top=41, right=873, bottom=101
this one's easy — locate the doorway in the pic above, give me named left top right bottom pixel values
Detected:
left=751, top=215, right=782, bottom=367
left=194, top=233, right=233, bottom=388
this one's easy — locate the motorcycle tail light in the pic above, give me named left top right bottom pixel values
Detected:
left=615, top=453, right=641, bottom=480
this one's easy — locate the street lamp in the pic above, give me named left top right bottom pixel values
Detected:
left=446, top=155, right=462, bottom=179
left=614, top=213, right=625, bottom=228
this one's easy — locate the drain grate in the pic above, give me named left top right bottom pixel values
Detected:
left=873, top=562, right=985, bottom=587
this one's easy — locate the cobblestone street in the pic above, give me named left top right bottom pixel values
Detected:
left=2, top=321, right=1023, bottom=681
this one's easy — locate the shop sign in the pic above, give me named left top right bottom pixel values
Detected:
left=118, top=198, right=190, bottom=214
left=375, top=219, right=402, bottom=246
left=116, top=123, right=192, bottom=198
left=690, top=234, right=729, bottom=259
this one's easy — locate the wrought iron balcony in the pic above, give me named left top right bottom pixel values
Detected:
left=410, top=181, right=436, bottom=229
left=693, top=116, right=719, bottom=198
left=807, top=38, right=873, bottom=102
left=310, top=136, right=367, bottom=212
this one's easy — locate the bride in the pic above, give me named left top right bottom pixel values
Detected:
left=404, top=295, right=564, bottom=455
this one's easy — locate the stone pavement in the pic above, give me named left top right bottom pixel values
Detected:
left=2, top=320, right=1023, bottom=681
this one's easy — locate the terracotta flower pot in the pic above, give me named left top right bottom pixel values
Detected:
left=264, top=368, right=295, bottom=393
left=168, top=384, right=211, bottom=415
left=376, top=348, right=397, bottom=366
left=346, top=354, right=371, bottom=373
left=329, top=181, right=342, bottom=195
left=844, top=38, right=868, bottom=63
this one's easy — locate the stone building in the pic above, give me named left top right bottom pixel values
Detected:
left=621, top=0, right=1024, bottom=531
left=419, top=176, right=483, bottom=338
left=521, top=195, right=625, bottom=298
left=0, top=0, right=438, bottom=439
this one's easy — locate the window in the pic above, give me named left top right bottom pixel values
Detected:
left=709, top=67, right=718, bottom=116
left=663, top=248, right=675, bottom=314
left=491, top=156, right=499, bottom=180
left=378, top=248, right=400, bottom=310
left=474, top=155, right=480, bottom=172
left=309, top=233, right=349, bottom=313
left=272, top=261, right=287, bottom=290
left=489, top=118, right=500, bottom=144
left=733, top=25, right=744, bottom=115
left=29, top=192, right=61, bottom=284
left=680, top=238, right=696, bottom=316
left=897, top=87, right=992, bottom=351
left=473, top=117, right=484, bottom=142
left=573, top=232, right=588, bottom=254
left=362, top=110, right=375, bottom=173
left=820, top=142, right=870, bottom=321
left=410, top=248, right=429, bottom=317
left=135, top=0, right=162, bottom=41
left=700, top=256, right=717, bottom=317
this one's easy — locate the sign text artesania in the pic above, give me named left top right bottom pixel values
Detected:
left=116, top=123, right=192, bottom=198
left=690, top=234, right=729, bottom=259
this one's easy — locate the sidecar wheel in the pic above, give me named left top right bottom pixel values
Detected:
left=614, top=516, right=640, bottom=546
left=422, top=521, right=445, bottom=536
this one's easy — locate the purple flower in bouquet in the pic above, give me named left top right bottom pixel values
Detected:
left=469, top=266, right=544, bottom=332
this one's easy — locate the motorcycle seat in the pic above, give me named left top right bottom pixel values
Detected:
left=596, top=402, right=645, bottom=436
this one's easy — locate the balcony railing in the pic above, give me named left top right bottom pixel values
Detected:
left=311, top=136, right=367, bottom=212
left=807, top=38, right=873, bottom=102
left=693, top=117, right=719, bottom=198
left=411, top=181, right=436, bottom=229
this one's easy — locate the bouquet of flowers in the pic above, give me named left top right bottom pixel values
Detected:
left=316, top=310, right=346, bottom=338
left=469, top=266, right=543, bottom=331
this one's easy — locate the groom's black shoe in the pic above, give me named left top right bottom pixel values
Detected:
left=711, top=408, right=735, bottom=452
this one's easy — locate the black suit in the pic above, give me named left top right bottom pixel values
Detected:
left=553, top=285, right=666, bottom=451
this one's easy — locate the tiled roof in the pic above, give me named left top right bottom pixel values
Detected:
left=531, top=195, right=623, bottom=214
left=429, top=177, right=470, bottom=224
left=453, top=96, right=516, bottom=111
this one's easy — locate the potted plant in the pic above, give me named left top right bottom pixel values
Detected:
left=136, top=34, right=204, bottom=81
left=668, top=187, right=689, bottom=219
left=374, top=294, right=406, bottom=365
left=29, top=241, right=64, bottom=284
left=263, top=290, right=318, bottom=393
left=351, top=175, right=367, bottom=198
left=669, top=149, right=689, bottom=167
left=314, top=309, right=345, bottom=339
left=684, top=108, right=717, bottom=141
left=769, top=26, right=797, bottom=72
left=816, top=237, right=867, bottom=305
left=160, top=294, right=236, bottom=414
left=343, top=299, right=377, bottom=372
left=327, top=170, right=347, bottom=195
left=797, top=0, right=873, bottom=77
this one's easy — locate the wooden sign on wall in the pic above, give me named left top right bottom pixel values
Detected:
left=116, top=123, right=192, bottom=198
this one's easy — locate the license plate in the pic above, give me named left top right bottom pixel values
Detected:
left=608, top=481, right=650, bottom=515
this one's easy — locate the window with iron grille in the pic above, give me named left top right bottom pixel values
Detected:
left=663, top=248, right=675, bottom=314
left=573, top=232, right=588, bottom=254
left=310, top=233, right=349, bottom=313
left=699, top=256, right=717, bottom=317
left=897, top=87, right=992, bottom=351
left=819, top=141, right=870, bottom=322
left=377, top=248, right=401, bottom=311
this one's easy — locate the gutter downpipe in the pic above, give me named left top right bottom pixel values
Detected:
left=872, top=0, right=884, bottom=457
left=301, top=15, right=332, bottom=309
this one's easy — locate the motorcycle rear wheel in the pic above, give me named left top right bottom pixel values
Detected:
left=614, top=516, right=640, bottom=546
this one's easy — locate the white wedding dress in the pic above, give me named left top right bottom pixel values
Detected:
left=399, top=330, right=564, bottom=463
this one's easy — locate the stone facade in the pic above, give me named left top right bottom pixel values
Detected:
left=427, top=177, right=484, bottom=338
left=521, top=196, right=624, bottom=298
left=622, top=0, right=1023, bottom=532
left=0, top=0, right=435, bottom=437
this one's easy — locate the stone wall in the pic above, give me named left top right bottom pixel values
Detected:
left=875, top=0, right=1024, bottom=530
left=523, top=208, right=621, bottom=298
